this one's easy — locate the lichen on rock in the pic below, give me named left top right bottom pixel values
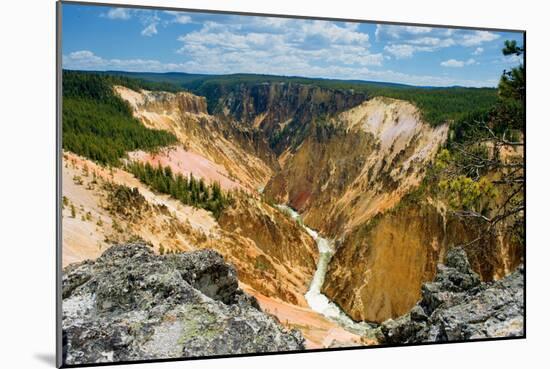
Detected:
left=379, top=247, right=524, bottom=344
left=62, top=243, right=305, bottom=366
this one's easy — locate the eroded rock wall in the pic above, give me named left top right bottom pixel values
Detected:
left=264, top=96, right=521, bottom=324
left=265, top=97, right=448, bottom=235
left=115, top=85, right=275, bottom=191
left=322, top=200, right=523, bottom=323
left=379, top=247, right=524, bottom=343
left=212, top=82, right=368, bottom=153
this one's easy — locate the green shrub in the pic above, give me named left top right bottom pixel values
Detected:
left=127, top=162, right=232, bottom=218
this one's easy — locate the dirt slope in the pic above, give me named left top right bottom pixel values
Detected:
left=115, top=86, right=275, bottom=192
left=63, top=151, right=361, bottom=348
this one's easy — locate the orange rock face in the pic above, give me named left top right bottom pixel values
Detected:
left=264, top=97, right=521, bottom=323
left=63, top=83, right=523, bottom=345
left=322, top=200, right=523, bottom=323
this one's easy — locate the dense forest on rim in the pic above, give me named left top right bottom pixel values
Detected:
left=62, top=71, right=231, bottom=217
left=62, top=71, right=178, bottom=165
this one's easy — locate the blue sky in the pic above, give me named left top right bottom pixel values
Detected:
left=62, top=3, right=523, bottom=87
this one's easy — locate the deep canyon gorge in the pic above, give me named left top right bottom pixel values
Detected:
left=62, top=75, right=524, bottom=363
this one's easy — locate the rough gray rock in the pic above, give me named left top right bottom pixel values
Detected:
left=62, top=243, right=304, bottom=366
left=379, top=247, right=524, bottom=344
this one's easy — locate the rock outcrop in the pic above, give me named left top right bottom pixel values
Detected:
left=114, top=86, right=208, bottom=115
left=62, top=244, right=305, bottom=366
left=209, top=82, right=368, bottom=153
left=322, top=200, right=523, bottom=323
left=379, top=247, right=524, bottom=344
left=212, top=82, right=367, bottom=127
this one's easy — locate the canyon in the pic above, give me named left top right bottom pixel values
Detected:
left=62, top=79, right=523, bottom=352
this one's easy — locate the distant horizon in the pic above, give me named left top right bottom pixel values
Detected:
left=61, top=68, right=500, bottom=90
left=62, top=3, right=523, bottom=88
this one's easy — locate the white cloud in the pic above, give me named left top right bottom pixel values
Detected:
left=86, top=11, right=508, bottom=87
left=68, top=50, right=92, bottom=58
left=472, top=47, right=483, bottom=55
left=442, top=59, right=462, bottom=68
left=104, top=8, right=131, bottom=20
left=103, top=8, right=163, bottom=36
left=163, top=11, right=192, bottom=24
left=299, top=20, right=369, bottom=44
left=384, top=44, right=416, bottom=59
left=67, top=50, right=103, bottom=63
left=173, top=15, right=191, bottom=24
left=375, top=25, right=432, bottom=40
left=62, top=49, right=497, bottom=87
left=459, top=30, right=500, bottom=46
left=405, top=26, right=433, bottom=34
left=176, top=18, right=382, bottom=77
left=376, top=25, right=500, bottom=59
left=409, top=37, right=455, bottom=47
left=441, top=58, right=476, bottom=68
left=365, top=68, right=496, bottom=87
left=383, top=40, right=452, bottom=59
left=141, top=23, right=158, bottom=37
left=63, top=50, right=187, bottom=72
left=171, top=19, right=504, bottom=85
left=472, top=47, right=484, bottom=55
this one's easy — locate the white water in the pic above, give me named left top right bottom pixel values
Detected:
left=276, top=205, right=372, bottom=335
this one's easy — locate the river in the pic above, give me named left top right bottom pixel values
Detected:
left=276, top=205, right=373, bottom=335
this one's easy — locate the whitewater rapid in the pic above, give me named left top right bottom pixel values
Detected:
left=276, top=205, right=372, bottom=335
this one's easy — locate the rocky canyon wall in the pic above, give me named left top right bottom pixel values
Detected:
left=322, top=200, right=523, bottom=323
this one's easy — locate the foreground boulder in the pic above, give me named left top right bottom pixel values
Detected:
left=379, top=247, right=524, bottom=344
left=62, top=244, right=305, bottom=365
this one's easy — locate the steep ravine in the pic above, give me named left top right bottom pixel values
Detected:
left=92, top=82, right=522, bottom=341
left=276, top=205, right=373, bottom=336
left=265, top=97, right=449, bottom=234
left=208, top=82, right=368, bottom=154
left=263, top=95, right=520, bottom=325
